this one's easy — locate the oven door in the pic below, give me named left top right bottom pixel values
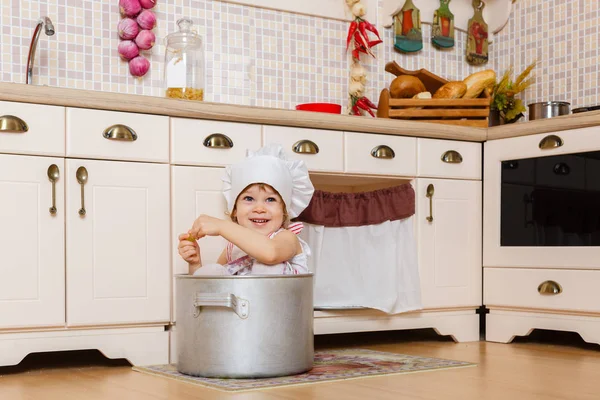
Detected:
left=484, top=126, right=600, bottom=269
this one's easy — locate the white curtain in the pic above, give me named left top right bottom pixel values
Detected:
left=299, top=217, right=422, bottom=314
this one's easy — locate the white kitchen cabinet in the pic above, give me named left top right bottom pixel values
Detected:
left=65, top=159, right=170, bottom=326
left=0, top=154, right=65, bottom=329
left=263, top=126, right=344, bottom=173
left=483, top=127, right=600, bottom=346
left=171, top=166, right=228, bottom=322
left=171, top=118, right=262, bottom=167
left=343, top=132, right=416, bottom=176
left=0, top=101, right=65, bottom=157
left=416, top=178, right=482, bottom=309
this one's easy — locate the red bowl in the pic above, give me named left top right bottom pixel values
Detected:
left=295, top=103, right=342, bottom=114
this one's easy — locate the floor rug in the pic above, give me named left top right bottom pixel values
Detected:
left=132, top=348, right=475, bottom=392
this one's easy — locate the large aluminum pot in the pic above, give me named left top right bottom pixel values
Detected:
left=175, top=273, right=314, bottom=378
left=528, top=101, right=570, bottom=120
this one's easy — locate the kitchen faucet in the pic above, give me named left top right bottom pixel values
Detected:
left=26, top=16, right=55, bottom=85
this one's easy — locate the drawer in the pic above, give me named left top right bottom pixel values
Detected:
left=66, top=108, right=169, bottom=163
left=171, top=118, right=262, bottom=166
left=344, top=132, right=416, bottom=176
left=484, top=267, right=600, bottom=314
left=417, top=138, right=481, bottom=180
left=0, top=101, right=65, bottom=156
left=263, top=126, right=343, bottom=172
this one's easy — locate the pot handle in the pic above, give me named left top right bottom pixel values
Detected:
left=193, top=293, right=249, bottom=319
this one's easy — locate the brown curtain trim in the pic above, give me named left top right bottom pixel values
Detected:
left=294, top=183, right=415, bottom=227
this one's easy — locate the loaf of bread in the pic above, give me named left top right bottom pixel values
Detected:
left=390, top=75, right=427, bottom=98
left=462, top=69, right=496, bottom=98
left=432, top=81, right=467, bottom=99
left=408, top=91, right=432, bottom=110
left=413, top=91, right=432, bottom=99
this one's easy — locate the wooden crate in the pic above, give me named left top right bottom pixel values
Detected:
left=376, top=62, right=491, bottom=128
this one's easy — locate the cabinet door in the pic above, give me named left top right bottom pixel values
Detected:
left=171, top=166, right=227, bottom=321
left=416, top=178, right=482, bottom=308
left=66, top=159, right=170, bottom=326
left=0, top=154, right=65, bottom=328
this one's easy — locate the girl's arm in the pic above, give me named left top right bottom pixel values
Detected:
left=189, top=215, right=299, bottom=265
left=218, top=220, right=299, bottom=265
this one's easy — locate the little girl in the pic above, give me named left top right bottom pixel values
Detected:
left=177, top=143, right=315, bottom=275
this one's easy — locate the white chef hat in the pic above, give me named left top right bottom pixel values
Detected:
left=222, top=143, right=315, bottom=219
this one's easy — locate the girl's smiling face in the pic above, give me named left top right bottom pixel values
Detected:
left=233, top=183, right=286, bottom=235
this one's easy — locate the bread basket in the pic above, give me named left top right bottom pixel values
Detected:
left=377, top=62, right=491, bottom=127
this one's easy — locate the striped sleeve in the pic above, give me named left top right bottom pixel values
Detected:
left=287, top=222, right=303, bottom=235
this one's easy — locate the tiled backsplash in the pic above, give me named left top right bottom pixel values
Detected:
left=2, top=1, right=595, bottom=111
left=495, top=0, right=599, bottom=110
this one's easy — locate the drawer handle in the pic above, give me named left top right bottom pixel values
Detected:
left=441, top=150, right=463, bottom=164
left=539, top=135, right=563, bottom=150
left=538, top=280, right=562, bottom=295
left=426, top=184, right=434, bottom=222
left=293, top=140, right=319, bottom=155
left=47, top=164, right=59, bottom=215
left=103, top=124, right=137, bottom=141
left=76, top=166, right=88, bottom=216
left=371, top=145, right=395, bottom=159
left=0, top=115, right=28, bottom=133
left=203, top=133, right=233, bottom=149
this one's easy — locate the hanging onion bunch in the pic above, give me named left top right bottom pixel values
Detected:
left=118, top=0, right=157, bottom=78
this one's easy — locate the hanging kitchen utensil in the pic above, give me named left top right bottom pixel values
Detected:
left=393, top=0, right=422, bottom=53
left=466, top=0, right=489, bottom=65
left=431, top=0, right=454, bottom=49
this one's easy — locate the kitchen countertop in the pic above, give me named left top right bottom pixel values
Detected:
left=2, top=82, right=600, bottom=142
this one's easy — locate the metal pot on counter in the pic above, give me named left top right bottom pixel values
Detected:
left=175, top=274, right=314, bottom=378
left=528, top=101, right=570, bottom=120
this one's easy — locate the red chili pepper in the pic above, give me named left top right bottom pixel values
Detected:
left=356, top=98, right=375, bottom=117
left=352, top=48, right=360, bottom=60
left=358, top=21, right=370, bottom=47
left=367, top=39, right=383, bottom=48
left=354, top=37, right=367, bottom=53
left=363, top=20, right=381, bottom=40
left=354, top=30, right=370, bottom=53
left=361, top=96, right=378, bottom=109
left=346, top=21, right=358, bottom=52
left=351, top=104, right=361, bottom=116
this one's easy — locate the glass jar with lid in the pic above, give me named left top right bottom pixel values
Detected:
left=164, top=18, right=205, bottom=101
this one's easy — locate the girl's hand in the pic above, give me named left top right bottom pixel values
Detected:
left=178, top=233, right=200, bottom=266
left=189, top=214, right=222, bottom=239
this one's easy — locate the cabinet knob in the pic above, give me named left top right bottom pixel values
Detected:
left=203, top=133, right=233, bottom=149
left=539, top=134, right=563, bottom=150
left=371, top=145, right=395, bottom=159
left=441, top=150, right=463, bottom=164
left=0, top=115, right=28, bottom=133
left=103, top=124, right=137, bottom=141
left=293, top=140, right=319, bottom=154
left=537, top=280, right=562, bottom=295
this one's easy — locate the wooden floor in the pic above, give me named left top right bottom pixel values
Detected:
left=1, top=329, right=599, bottom=400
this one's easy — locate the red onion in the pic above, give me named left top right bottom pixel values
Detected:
left=117, top=18, right=139, bottom=40
left=135, top=29, right=155, bottom=50
left=129, top=56, right=150, bottom=77
left=118, top=40, right=139, bottom=60
left=119, top=0, right=142, bottom=17
left=136, top=10, right=156, bottom=30
left=139, top=0, right=157, bottom=9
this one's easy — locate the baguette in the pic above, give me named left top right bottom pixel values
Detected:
left=462, top=69, right=496, bottom=98
left=432, top=81, right=467, bottom=99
